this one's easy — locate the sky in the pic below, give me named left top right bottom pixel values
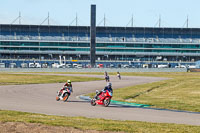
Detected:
left=0, top=0, right=199, bottom=28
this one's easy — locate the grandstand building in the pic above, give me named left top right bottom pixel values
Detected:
left=0, top=24, right=200, bottom=62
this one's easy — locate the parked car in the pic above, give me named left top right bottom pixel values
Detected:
left=29, top=63, right=41, bottom=68
left=66, top=64, right=72, bottom=68
left=158, top=64, right=168, bottom=68
left=76, top=64, right=83, bottom=68
left=110, top=64, right=115, bottom=68
left=175, top=65, right=186, bottom=68
left=123, top=64, right=130, bottom=68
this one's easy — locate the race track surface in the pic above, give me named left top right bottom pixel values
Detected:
left=0, top=74, right=199, bottom=126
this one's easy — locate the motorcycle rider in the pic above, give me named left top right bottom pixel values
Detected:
left=59, top=80, right=73, bottom=96
left=117, top=71, right=121, bottom=80
left=95, top=82, right=113, bottom=100
left=64, top=80, right=73, bottom=92
left=104, top=71, right=108, bottom=77
left=104, top=71, right=109, bottom=82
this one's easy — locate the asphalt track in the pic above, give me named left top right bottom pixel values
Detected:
left=0, top=74, right=200, bottom=126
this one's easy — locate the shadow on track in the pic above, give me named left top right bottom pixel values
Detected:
left=67, top=100, right=89, bottom=103
left=109, top=104, right=144, bottom=108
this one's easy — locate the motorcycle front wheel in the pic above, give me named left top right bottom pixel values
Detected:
left=104, top=98, right=111, bottom=107
left=56, top=96, right=60, bottom=101
left=91, top=98, right=96, bottom=106
left=63, top=93, right=69, bottom=102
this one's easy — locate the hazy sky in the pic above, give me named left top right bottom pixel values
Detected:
left=0, top=0, right=199, bottom=28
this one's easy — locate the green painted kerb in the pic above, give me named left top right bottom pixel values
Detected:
left=79, top=95, right=150, bottom=107
left=111, top=100, right=150, bottom=107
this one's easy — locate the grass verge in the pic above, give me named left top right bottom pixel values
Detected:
left=2, top=72, right=199, bottom=112
left=85, top=72, right=200, bottom=112
left=113, top=72, right=200, bottom=112
left=0, top=110, right=200, bottom=133
left=0, top=73, right=103, bottom=85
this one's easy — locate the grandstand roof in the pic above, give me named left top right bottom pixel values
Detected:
left=1, top=24, right=200, bottom=35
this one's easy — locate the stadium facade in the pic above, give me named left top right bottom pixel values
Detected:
left=0, top=24, right=200, bottom=62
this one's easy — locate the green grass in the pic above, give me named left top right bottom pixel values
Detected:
left=0, top=73, right=103, bottom=85
left=30, top=71, right=199, bottom=112
left=20, top=71, right=104, bottom=75
left=0, top=72, right=200, bottom=132
left=84, top=72, right=200, bottom=112
left=2, top=72, right=199, bottom=112
left=0, top=110, right=199, bottom=133
left=111, top=72, right=200, bottom=112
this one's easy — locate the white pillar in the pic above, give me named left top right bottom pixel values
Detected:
left=63, top=56, right=66, bottom=64
left=59, top=56, right=62, bottom=65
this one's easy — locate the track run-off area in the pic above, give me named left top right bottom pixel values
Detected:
left=0, top=73, right=199, bottom=126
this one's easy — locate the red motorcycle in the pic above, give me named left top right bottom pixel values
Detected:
left=91, top=89, right=113, bottom=107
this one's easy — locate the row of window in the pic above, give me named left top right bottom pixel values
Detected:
left=2, top=31, right=200, bottom=39
left=1, top=47, right=200, bottom=53
left=1, top=42, right=200, bottom=49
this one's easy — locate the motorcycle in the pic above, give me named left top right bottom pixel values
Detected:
left=91, top=89, right=113, bottom=107
left=56, top=87, right=72, bottom=102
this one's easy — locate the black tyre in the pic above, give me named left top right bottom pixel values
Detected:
left=63, top=93, right=69, bottom=102
left=104, top=98, right=111, bottom=107
left=91, top=99, right=96, bottom=106
left=56, top=96, right=60, bottom=101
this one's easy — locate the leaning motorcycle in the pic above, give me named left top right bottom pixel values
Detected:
left=91, top=89, right=112, bottom=107
left=56, top=87, right=72, bottom=102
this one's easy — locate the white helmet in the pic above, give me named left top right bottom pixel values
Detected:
left=107, top=82, right=112, bottom=87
